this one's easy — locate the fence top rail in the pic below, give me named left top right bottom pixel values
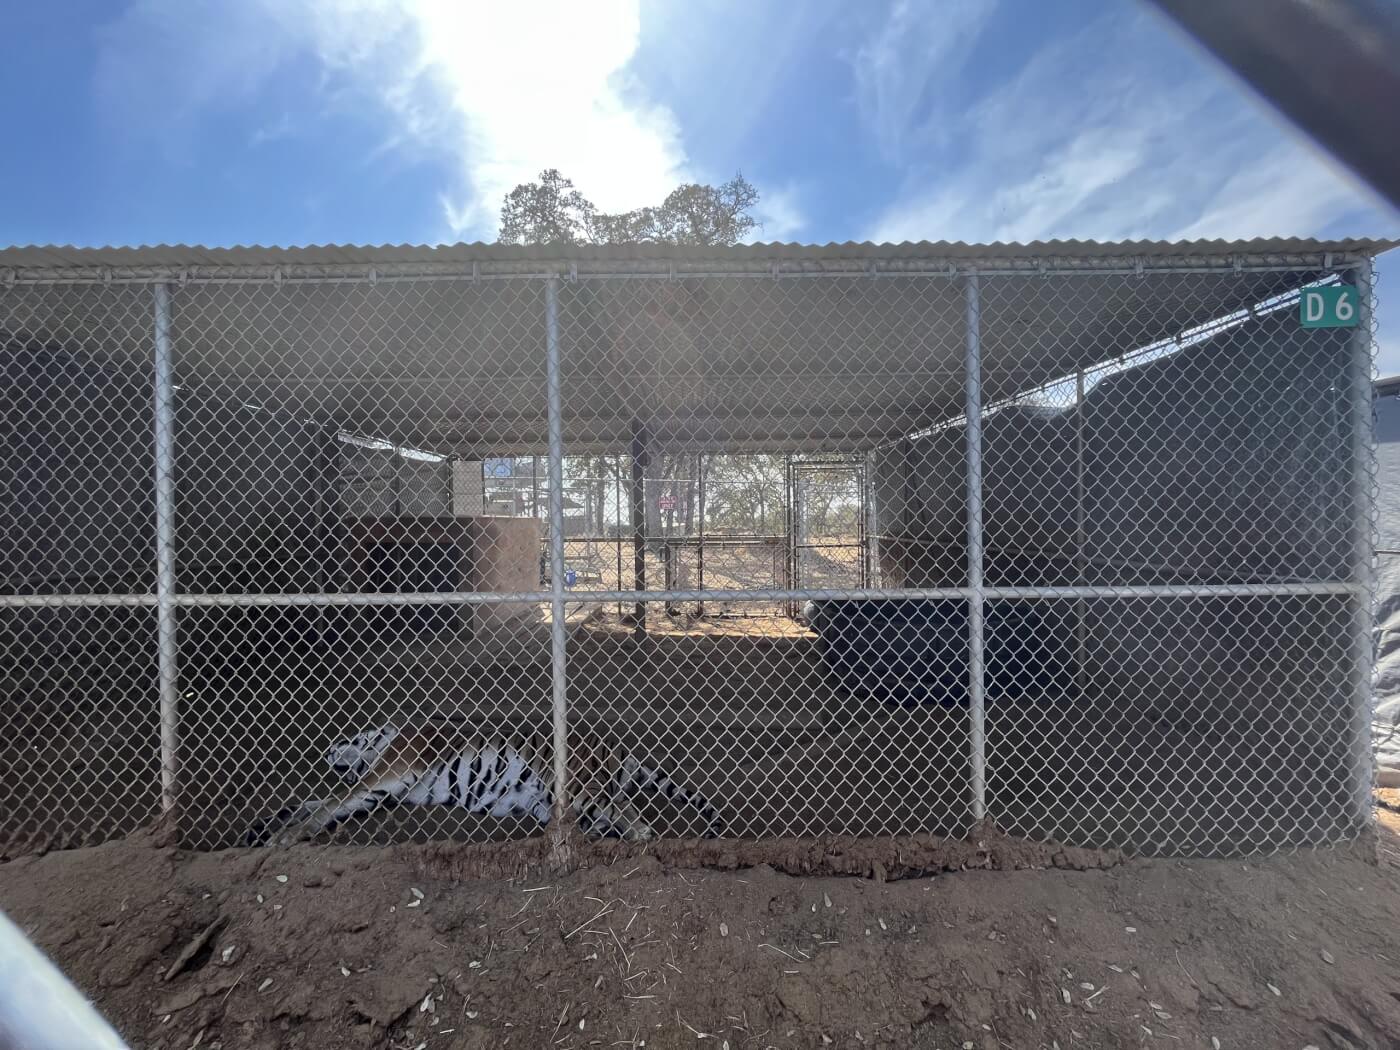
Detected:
left=0, top=237, right=1391, bottom=285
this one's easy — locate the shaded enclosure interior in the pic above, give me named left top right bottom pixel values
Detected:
left=0, top=242, right=1379, bottom=856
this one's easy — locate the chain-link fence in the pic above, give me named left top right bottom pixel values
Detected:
left=0, top=240, right=1386, bottom=857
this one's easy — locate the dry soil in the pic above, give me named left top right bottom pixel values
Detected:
left=2, top=810, right=1400, bottom=1050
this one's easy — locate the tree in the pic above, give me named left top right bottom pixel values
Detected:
left=498, top=170, right=760, bottom=247
left=701, top=454, right=787, bottom=534
left=562, top=453, right=620, bottom=536
left=500, top=170, right=768, bottom=555
left=497, top=169, right=596, bottom=245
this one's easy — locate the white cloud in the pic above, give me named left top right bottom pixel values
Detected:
left=1168, top=143, right=1374, bottom=241
left=851, top=0, right=998, bottom=165
left=860, top=7, right=1395, bottom=246
left=748, top=184, right=807, bottom=243
left=867, top=118, right=1173, bottom=245
left=96, top=0, right=695, bottom=241
left=249, top=113, right=296, bottom=148
left=985, top=129, right=1149, bottom=241
left=376, top=1, right=690, bottom=239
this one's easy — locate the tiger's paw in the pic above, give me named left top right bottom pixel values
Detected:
left=244, top=804, right=315, bottom=847
left=624, top=822, right=656, bottom=842
left=244, top=807, right=292, bottom=847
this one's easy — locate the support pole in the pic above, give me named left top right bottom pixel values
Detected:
left=1075, top=368, right=1088, bottom=699
left=696, top=452, right=706, bottom=617
left=784, top=453, right=795, bottom=617
left=630, top=419, right=648, bottom=640
left=1348, top=258, right=1377, bottom=828
left=544, top=277, right=571, bottom=852
left=152, top=283, right=179, bottom=816
left=614, top=456, right=623, bottom=618
left=860, top=454, right=873, bottom=589
left=963, top=273, right=988, bottom=825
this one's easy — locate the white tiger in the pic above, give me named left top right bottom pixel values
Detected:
left=245, top=724, right=725, bottom=846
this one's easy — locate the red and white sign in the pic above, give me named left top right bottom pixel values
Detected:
left=657, top=495, right=677, bottom=511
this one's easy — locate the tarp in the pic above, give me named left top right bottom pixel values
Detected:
left=1373, top=390, right=1400, bottom=773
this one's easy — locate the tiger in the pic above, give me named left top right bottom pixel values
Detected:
left=244, top=723, right=725, bottom=846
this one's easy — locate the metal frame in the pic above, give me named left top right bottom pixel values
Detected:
left=544, top=277, right=570, bottom=843
left=962, top=274, right=988, bottom=823
left=1350, top=258, right=1378, bottom=818
left=0, top=581, right=1361, bottom=609
left=151, top=283, right=179, bottom=816
left=0, top=248, right=1380, bottom=851
left=0, top=247, right=1382, bottom=286
left=786, top=454, right=870, bottom=605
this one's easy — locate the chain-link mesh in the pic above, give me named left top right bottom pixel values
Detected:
left=0, top=247, right=1379, bottom=856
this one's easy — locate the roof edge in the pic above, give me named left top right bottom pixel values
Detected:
left=0, top=237, right=1392, bottom=281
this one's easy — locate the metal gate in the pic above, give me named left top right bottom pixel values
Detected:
left=787, top=456, right=868, bottom=614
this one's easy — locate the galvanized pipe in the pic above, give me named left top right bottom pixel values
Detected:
left=152, top=283, right=180, bottom=816
left=1076, top=368, right=1088, bottom=697
left=1349, top=258, right=1377, bottom=826
left=0, top=580, right=1364, bottom=610
left=963, top=273, right=987, bottom=824
left=615, top=457, right=624, bottom=618
left=630, top=420, right=648, bottom=638
left=0, top=258, right=1359, bottom=287
left=544, top=277, right=570, bottom=833
left=696, top=452, right=707, bottom=617
left=178, top=581, right=1367, bottom=601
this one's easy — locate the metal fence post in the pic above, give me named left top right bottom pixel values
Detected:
left=152, top=283, right=180, bottom=817
left=614, top=457, right=624, bottom=618
left=544, top=276, right=571, bottom=853
left=630, top=420, right=648, bottom=638
left=1075, top=368, right=1088, bottom=698
left=963, top=272, right=988, bottom=825
left=1349, top=258, right=1377, bottom=828
left=696, top=452, right=706, bottom=617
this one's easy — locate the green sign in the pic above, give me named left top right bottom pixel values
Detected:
left=1300, top=285, right=1359, bottom=328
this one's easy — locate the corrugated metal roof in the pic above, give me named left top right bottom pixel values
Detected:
left=0, top=252, right=1358, bottom=453
left=0, top=237, right=1393, bottom=271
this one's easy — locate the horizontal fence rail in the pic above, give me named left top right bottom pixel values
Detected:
left=0, top=254, right=1379, bottom=858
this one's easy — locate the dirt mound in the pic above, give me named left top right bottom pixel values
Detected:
left=3, top=826, right=1400, bottom=1050
left=410, top=823, right=1122, bottom=884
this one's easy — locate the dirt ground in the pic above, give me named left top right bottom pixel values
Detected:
left=2, top=810, right=1400, bottom=1050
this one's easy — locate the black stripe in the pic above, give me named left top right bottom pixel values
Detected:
left=466, top=753, right=484, bottom=804
left=448, top=755, right=465, bottom=805
left=366, top=788, right=400, bottom=812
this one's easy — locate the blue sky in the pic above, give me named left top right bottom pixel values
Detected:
left=2, top=0, right=1397, bottom=364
